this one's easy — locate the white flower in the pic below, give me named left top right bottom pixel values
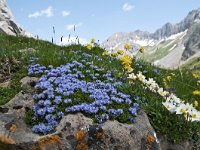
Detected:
left=146, top=78, right=155, bottom=85
left=128, top=73, right=137, bottom=80
left=162, top=101, right=176, bottom=113
left=185, top=103, right=193, bottom=113
left=173, top=97, right=182, bottom=104
left=163, top=91, right=170, bottom=97
left=158, top=88, right=165, bottom=96
left=188, top=109, right=200, bottom=122
left=169, top=94, right=183, bottom=103
left=137, top=72, right=146, bottom=83
left=175, top=104, right=186, bottom=114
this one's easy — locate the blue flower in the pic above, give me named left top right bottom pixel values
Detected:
left=64, top=99, right=72, bottom=104
left=153, top=68, right=158, bottom=74
left=125, top=99, right=132, bottom=105
left=129, top=107, right=137, bottom=116
left=36, top=108, right=46, bottom=116
left=30, top=60, right=140, bottom=135
left=128, top=116, right=135, bottom=122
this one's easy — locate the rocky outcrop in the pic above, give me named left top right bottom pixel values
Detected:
left=0, top=76, right=194, bottom=149
left=0, top=0, right=31, bottom=36
left=0, top=77, right=159, bottom=150
left=182, top=23, right=200, bottom=60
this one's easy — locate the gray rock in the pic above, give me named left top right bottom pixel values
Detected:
left=0, top=76, right=194, bottom=150
left=0, top=79, right=10, bottom=87
left=157, top=134, right=193, bottom=150
left=0, top=0, right=32, bottom=36
left=54, top=111, right=160, bottom=150
left=20, top=76, right=38, bottom=94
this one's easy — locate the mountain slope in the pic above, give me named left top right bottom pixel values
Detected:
left=0, top=0, right=31, bottom=36
left=102, top=8, right=200, bottom=69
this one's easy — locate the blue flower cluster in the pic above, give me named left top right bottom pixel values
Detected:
left=29, top=52, right=140, bottom=134
left=28, top=64, right=46, bottom=76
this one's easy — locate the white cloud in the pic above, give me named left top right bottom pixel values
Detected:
left=62, top=10, right=70, bottom=17
left=58, top=36, right=87, bottom=45
left=122, top=3, right=134, bottom=12
left=66, top=22, right=83, bottom=31
left=28, top=6, right=53, bottom=18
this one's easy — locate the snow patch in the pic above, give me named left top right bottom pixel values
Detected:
left=166, top=30, right=187, bottom=40
left=168, top=44, right=177, bottom=51
left=133, top=39, right=155, bottom=47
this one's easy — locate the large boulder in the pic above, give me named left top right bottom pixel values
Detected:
left=0, top=76, right=194, bottom=150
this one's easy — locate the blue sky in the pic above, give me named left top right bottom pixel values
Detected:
left=7, top=0, right=200, bottom=44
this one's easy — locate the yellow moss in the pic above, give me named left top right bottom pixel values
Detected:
left=38, top=135, right=60, bottom=147
left=75, top=142, right=88, bottom=150
left=9, top=124, right=17, bottom=132
left=96, top=128, right=104, bottom=139
left=31, top=146, right=42, bottom=150
left=75, top=130, right=86, bottom=141
left=146, top=135, right=155, bottom=145
left=0, top=134, right=16, bottom=144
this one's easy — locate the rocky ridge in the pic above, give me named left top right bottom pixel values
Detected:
left=102, top=8, right=200, bottom=69
left=0, top=0, right=31, bottom=36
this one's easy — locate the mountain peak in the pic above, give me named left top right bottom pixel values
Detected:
left=0, top=0, right=30, bottom=36
left=102, top=7, right=200, bottom=69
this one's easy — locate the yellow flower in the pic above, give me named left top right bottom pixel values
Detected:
left=91, top=38, right=95, bottom=44
left=194, top=100, right=199, bottom=108
left=193, top=90, right=200, bottom=96
left=192, top=72, right=200, bottom=79
left=124, top=43, right=131, bottom=50
left=163, top=79, right=169, bottom=89
left=166, top=76, right=172, bottom=81
left=120, top=54, right=132, bottom=66
left=87, top=43, right=92, bottom=50
left=102, top=51, right=108, bottom=56
left=139, top=47, right=144, bottom=53
left=124, top=64, right=133, bottom=72
left=111, top=52, right=118, bottom=57
left=117, top=72, right=122, bottom=78
left=117, top=49, right=124, bottom=55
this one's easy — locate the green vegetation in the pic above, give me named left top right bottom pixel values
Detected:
left=0, top=33, right=200, bottom=148
left=181, top=57, right=200, bottom=71
left=137, top=40, right=178, bottom=62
